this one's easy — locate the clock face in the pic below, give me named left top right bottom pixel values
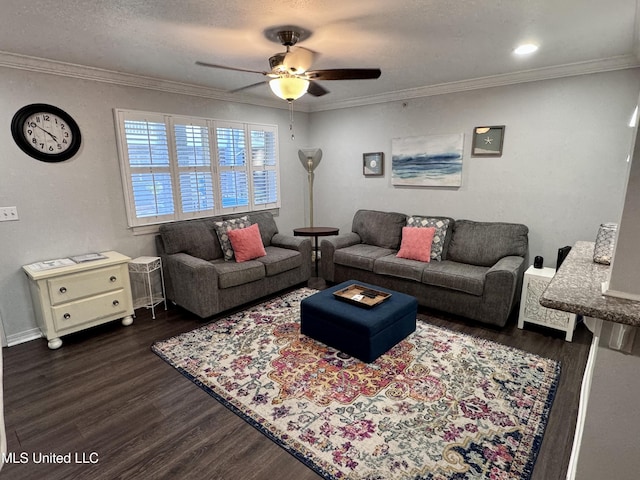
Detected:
left=23, top=112, right=74, bottom=154
left=11, top=104, right=81, bottom=162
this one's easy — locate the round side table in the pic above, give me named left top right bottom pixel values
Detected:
left=293, top=226, right=339, bottom=288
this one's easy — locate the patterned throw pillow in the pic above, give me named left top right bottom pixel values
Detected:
left=213, top=216, right=252, bottom=260
left=406, top=216, right=451, bottom=261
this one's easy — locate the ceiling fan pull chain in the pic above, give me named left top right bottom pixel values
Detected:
left=289, top=101, right=295, bottom=140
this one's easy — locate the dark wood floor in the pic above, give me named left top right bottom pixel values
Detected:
left=2, top=286, right=592, bottom=480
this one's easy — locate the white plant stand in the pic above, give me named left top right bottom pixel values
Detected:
left=128, top=256, right=167, bottom=319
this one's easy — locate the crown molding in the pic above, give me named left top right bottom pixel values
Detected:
left=1, top=50, right=638, bottom=114
left=308, top=55, right=640, bottom=112
left=0, top=50, right=289, bottom=110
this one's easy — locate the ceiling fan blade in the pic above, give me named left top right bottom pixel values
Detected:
left=195, top=61, right=268, bottom=76
left=228, top=81, right=268, bottom=94
left=307, top=68, right=381, bottom=81
left=307, top=81, right=329, bottom=97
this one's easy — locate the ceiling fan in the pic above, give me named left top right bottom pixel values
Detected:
left=196, top=26, right=381, bottom=101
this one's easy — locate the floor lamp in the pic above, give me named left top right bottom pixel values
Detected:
left=298, top=148, right=322, bottom=227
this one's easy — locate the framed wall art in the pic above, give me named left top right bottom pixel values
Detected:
left=363, top=152, right=384, bottom=176
left=472, top=126, right=505, bottom=157
left=391, top=133, right=464, bottom=187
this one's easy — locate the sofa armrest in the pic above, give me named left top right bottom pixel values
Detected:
left=481, top=256, right=526, bottom=326
left=487, top=255, right=525, bottom=276
left=271, top=233, right=310, bottom=252
left=162, top=253, right=220, bottom=318
left=320, top=232, right=361, bottom=281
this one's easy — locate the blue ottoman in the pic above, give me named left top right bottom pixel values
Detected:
left=300, top=281, right=418, bottom=363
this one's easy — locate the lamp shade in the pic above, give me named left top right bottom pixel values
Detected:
left=298, top=148, right=322, bottom=172
left=269, top=76, right=309, bottom=101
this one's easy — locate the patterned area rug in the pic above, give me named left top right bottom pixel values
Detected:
left=152, top=288, right=560, bottom=480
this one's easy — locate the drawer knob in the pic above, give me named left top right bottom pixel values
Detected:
left=110, top=276, right=117, bottom=282
left=112, top=300, right=120, bottom=307
left=63, top=313, right=71, bottom=320
left=59, top=287, right=67, bottom=294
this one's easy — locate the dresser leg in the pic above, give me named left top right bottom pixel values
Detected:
left=121, top=315, right=134, bottom=326
left=48, top=338, right=63, bottom=350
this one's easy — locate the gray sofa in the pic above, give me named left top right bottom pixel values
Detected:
left=156, top=212, right=312, bottom=318
left=321, top=209, right=529, bottom=327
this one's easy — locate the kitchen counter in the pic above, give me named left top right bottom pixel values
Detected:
left=540, top=240, right=640, bottom=480
left=540, top=241, right=640, bottom=327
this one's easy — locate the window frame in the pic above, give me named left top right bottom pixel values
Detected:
left=114, top=109, right=280, bottom=229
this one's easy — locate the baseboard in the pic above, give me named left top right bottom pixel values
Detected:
left=7, top=328, right=42, bottom=347
left=566, top=328, right=600, bottom=479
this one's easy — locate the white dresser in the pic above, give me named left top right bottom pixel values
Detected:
left=23, top=251, right=134, bottom=349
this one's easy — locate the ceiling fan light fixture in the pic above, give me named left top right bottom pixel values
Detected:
left=269, top=76, right=309, bottom=101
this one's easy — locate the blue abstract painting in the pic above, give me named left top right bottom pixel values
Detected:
left=392, top=133, right=464, bottom=187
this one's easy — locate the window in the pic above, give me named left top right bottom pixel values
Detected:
left=114, top=110, right=280, bottom=228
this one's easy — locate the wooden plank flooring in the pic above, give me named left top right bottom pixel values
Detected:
left=2, top=286, right=591, bottom=479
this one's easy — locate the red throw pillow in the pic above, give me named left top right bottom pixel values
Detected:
left=227, top=224, right=267, bottom=262
left=396, top=226, right=436, bottom=262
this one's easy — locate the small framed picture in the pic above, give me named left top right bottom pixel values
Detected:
left=363, top=152, right=384, bottom=176
left=472, top=126, right=505, bottom=157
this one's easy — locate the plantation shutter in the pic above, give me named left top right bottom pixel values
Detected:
left=115, top=109, right=280, bottom=229
left=118, top=112, right=175, bottom=226
left=215, top=122, right=249, bottom=212
left=249, top=125, right=280, bottom=209
left=172, top=118, right=215, bottom=217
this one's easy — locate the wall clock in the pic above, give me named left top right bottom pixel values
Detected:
left=11, top=104, right=82, bottom=162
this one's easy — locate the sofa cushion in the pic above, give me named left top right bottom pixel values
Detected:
left=228, top=224, right=267, bottom=262
left=421, top=260, right=488, bottom=296
left=213, top=216, right=251, bottom=261
left=374, top=254, right=426, bottom=282
left=447, top=220, right=529, bottom=267
left=159, top=220, right=221, bottom=261
left=352, top=209, right=407, bottom=249
left=248, top=212, right=279, bottom=247
left=210, top=259, right=265, bottom=289
left=334, top=244, right=396, bottom=272
left=406, top=216, right=454, bottom=261
left=257, top=246, right=302, bottom=276
left=396, top=226, right=436, bottom=262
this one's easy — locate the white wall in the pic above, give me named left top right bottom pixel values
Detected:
left=308, top=69, right=640, bottom=269
left=0, top=67, right=310, bottom=343
left=2, top=65, right=639, bottom=343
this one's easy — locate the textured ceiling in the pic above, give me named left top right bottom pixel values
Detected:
left=1, top=0, right=639, bottom=108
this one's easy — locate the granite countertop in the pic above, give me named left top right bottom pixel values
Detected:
left=540, top=241, right=640, bottom=327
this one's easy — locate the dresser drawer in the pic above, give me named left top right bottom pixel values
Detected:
left=47, top=265, right=125, bottom=305
left=52, top=289, right=129, bottom=331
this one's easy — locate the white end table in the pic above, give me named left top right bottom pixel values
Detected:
left=518, top=265, right=577, bottom=341
left=128, top=256, right=167, bottom=319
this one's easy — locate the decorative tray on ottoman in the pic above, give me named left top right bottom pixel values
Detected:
left=333, top=284, right=391, bottom=308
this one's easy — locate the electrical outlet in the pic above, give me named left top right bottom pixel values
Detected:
left=0, top=206, right=19, bottom=222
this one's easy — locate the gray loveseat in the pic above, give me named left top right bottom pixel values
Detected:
left=321, top=209, right=528, bottom=327
left=156, top=212, right=312, bottom=318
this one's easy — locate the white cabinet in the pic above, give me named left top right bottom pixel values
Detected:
left=518, top=265, right=577, bottom=341
left=23, top=251, right=134, bottom=349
